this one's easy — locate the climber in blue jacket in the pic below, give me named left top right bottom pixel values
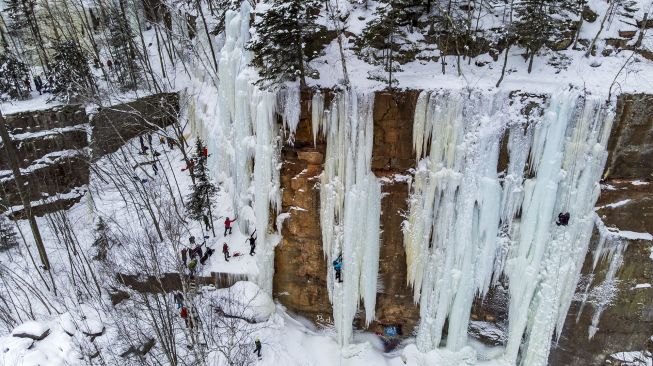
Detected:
left=333, top=254, right=343, bottom=283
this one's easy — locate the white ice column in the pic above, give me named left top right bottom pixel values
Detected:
left=505, top=92, right=614, bottom=366
left=406, top=90, right=508, bottom=351
left=316, top=91, right=382, bottom=346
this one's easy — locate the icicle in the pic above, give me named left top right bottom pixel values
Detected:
left=573, top=214, right=628, bottom=340
left=412, top=91, right=430, bottom=159
left=279, top=82, right=301, bottom=141
left=185, top=2, right=281, bottom=295
left=318, top=90, right=381, bottom=346
left=311, top=91, right=324, bottom=146
left=404, top=90, right=508, bottom=352
left=404, top=88, right=614, bottom=365
left=506, top=92, right=615, bottom=366
left=253, top=90, right=279, bottom=294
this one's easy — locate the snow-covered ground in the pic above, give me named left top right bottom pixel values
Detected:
left=306, top=0, right=653, bottom=96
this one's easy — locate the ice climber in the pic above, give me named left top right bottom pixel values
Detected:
left=223, top=242, right=230, bottom=262
left=192, top=243, right=203, bottom=258
left=173, top=292, right=184, bottom=309
left=181, top=247, right=188, bottom=266
left=254, top=337, right=262, bottom=358
left=333, top=254, right=343, bottom=283
left=188, top=258, right=197, bottom=274
left=33, top=76, right=43, bottom=94
left=203, top=214, right=211, bottom=231
left=556, top=212, right=570, bottom=226
left=180, top=306, right=189, bottom=327
left=224, top=216, right=237, bottom=236
left=248, top=231, right=257, bottom=256
left=200, top=247, right=214, bottom=265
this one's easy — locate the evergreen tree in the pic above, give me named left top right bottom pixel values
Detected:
left=2, top=0, right=32, bottom=37
left=0, top=53, right=29, bottom=100
left=92, top=217, right=113, bottom=261
left=47, top=40, right=94, bottom=102
left=513, top=0, right=579, bottom=73
left=106, top=11, right=141, bottom=91
left=248, top=0, right=323, bottom=89
left=356, top=3, right=412, bottom=89
left=3, top=0, right=49, bottom=70
left=0, top=215, right=18, bottom=252
left=186, top=139, right=217, bottom=224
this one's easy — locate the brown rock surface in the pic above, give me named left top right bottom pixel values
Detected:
left=274, top=90, right=333, bottom=326
left=604, top=94, right=653, bottom=180
left=550, top=180, right=653, bottom=365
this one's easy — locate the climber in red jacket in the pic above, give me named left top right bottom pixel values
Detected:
left=224, top=216, right=237, bottom=236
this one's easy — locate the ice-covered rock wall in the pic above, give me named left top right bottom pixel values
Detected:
left=186, top=2, right=281, bottom=294
left=313, top=90, right=382, bottom=346
left=183, top=3, right=620, bottom=359
left=404, top=88, right=614, bottom=365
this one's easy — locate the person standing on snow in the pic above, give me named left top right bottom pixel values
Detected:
left=180, top=306, right=189, bottom=328
left=188, top=258, right=198, bottom=275
left=333, top=254, right=343, bottom=283
left=222, top=242, right=230, bottom=262
left=248, top=231, right=257, bottom=256
left=224, top=216, right=237, bottom=236
left=33, top=76, right=43, bottom=95
left=253, top=337, right=262, bottom=358
left=173, top=292, right=184, bottom=309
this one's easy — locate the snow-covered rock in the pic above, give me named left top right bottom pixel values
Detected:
left=11, top=321, right=50, bottom=341
left=77, top=305, right=105, bottom=337
left=211, top=281, right=275, bottom=322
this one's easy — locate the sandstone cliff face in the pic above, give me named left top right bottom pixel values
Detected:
left=274, top=91, right=333, bottom=325
left=0, top=105, right=89, bottom=217
left=90, top=93, right=179, bottom=157
left=604, top=94, right=653, bottom=180
left=1, top=93, right=181, bottom=218
left=550, top=184, right=653, bottom=365
left=273, top=90, right=653, bottom=365
left=274, top=91, right=422, bottom=332
left=367, top=92, right=420, bottom=336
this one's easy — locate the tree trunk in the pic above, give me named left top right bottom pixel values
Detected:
left=197, top=0, right=219, bottom=72
left=586, top=2, right=614, bottom=58
left=0, top=111, right=51, bottom=270
left=207, top=194, right=216, bottom=237
left=496, top=43, right=511, bottom=87
left=527, top=49, right=535, bottom=73
left=635, top=12, right=648, bottom=48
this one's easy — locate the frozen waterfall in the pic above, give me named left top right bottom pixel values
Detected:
left=186, top=2, right=281, bottom=294
left=186, top=7, right=617, bottom=359
left=404, top=88, right=614, bottom=365
left=314, top=90, right=382, bottom=346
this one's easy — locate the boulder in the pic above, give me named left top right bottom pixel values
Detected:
left=11, top=321, right=50, bottom=341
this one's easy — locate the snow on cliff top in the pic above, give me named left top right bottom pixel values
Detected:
left=307, top=0, right=653, bottom=96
